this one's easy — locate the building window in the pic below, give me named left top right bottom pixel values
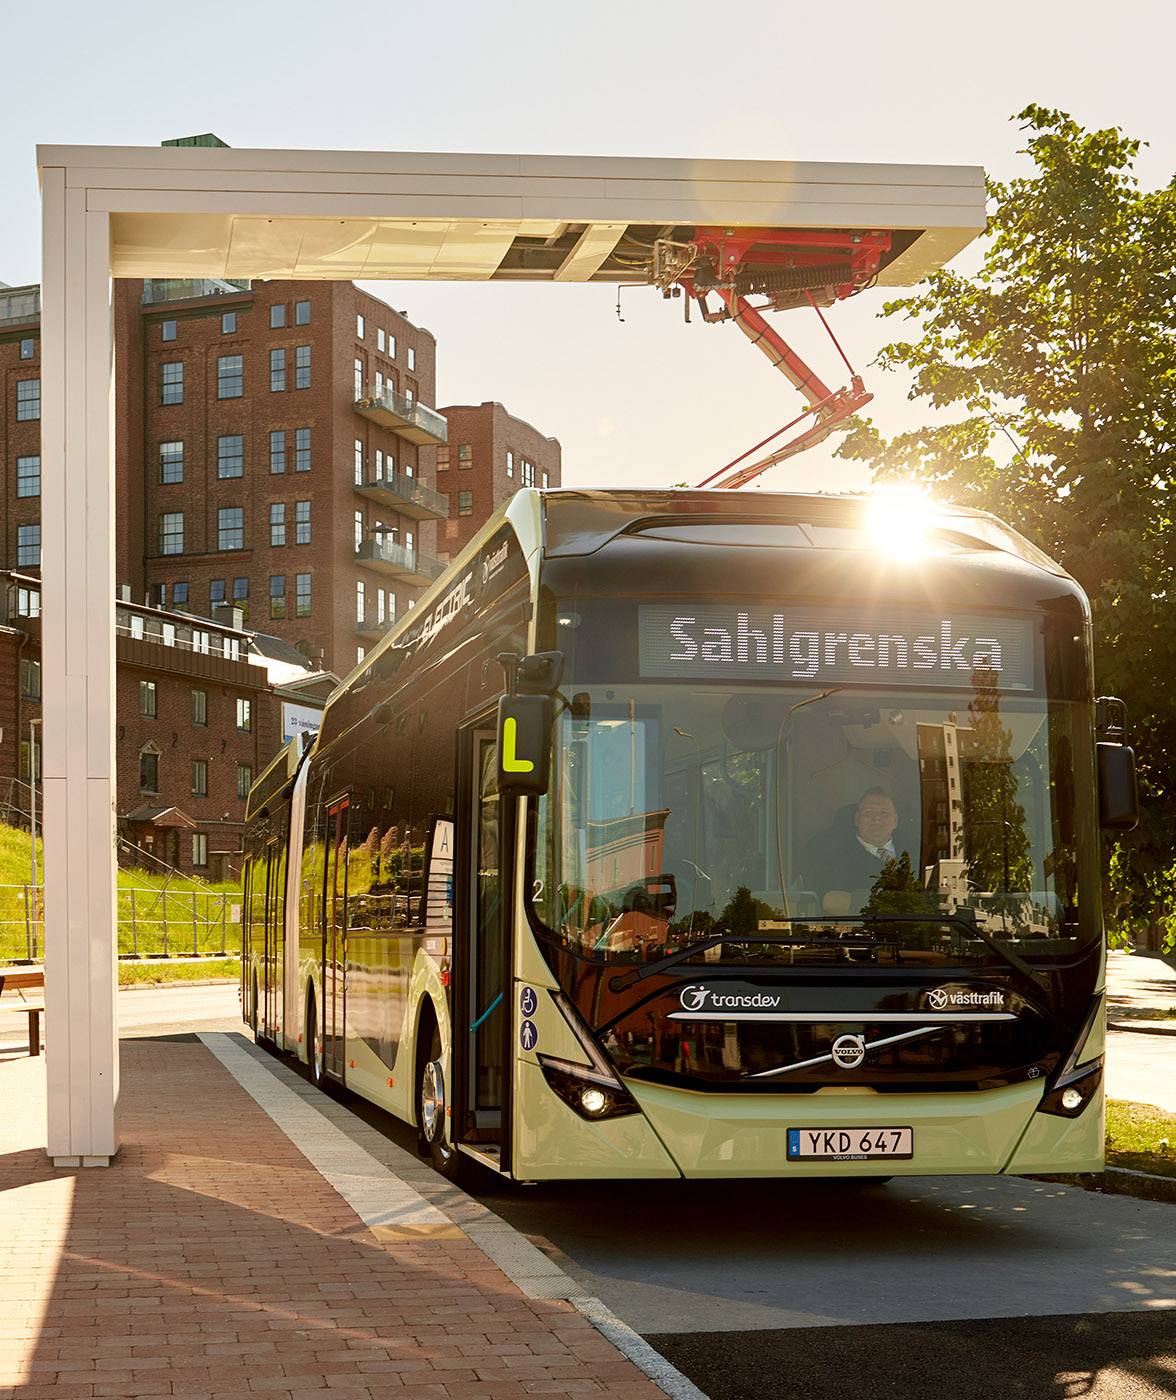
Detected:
left=221, top=312, right=236, bottom=334
left=356, top=580, right=365, bottom=623
left=217, top=355, right=243, bottom=399
left=355, top=439, right=363, bottom=485
left=458, top=491, right=473, bottom=516
left=218, top=507, right=244, bottom=550
left=270, top=347, right=286, bottom=392
left=542, top=469, right=549, bottom=488
left=173, top=582, right=189, bottom=610
left=236, top=765, right=252, bottom=800
left=377, top=328, right=385, bottom=352
left=357, top=313, right=365, bottom=339
left=191, top=688, right=206, bottom=725
left=161, top=320, right=177, bottom=342
left=295, top=345, right=310, bottom=389
left=233, top=577, right=249, bottom=617
left=295, top=500, right=311, bottom=544
left=140, top=681, right=157, bottom=717
left=374, top=448, right=384, bottom=480
left=217, top=435, right=244, bottom=479
left=158, top=364, right=182, bottom=406
left=408, top=346, right=416, bottom=371
left=191, top=759, right=208, bottom=797
left=374, top=370, right=383, bottom=399
left=521, top=458, right=535, bottom=487
left=388, top=334, right=397, bottom=359
left=140, top=751, right=158, bottom=793
left=354, top=510, right=364, bottom=550
left=17, top=455, right=40, bottom=498
left=357, top=647, right=366, bottom=665
left=295, top=428, right=311, bottom=471
left=20, top=658, right=40, bottom=700
left=506, top=450, right=514, bottom=478
left=225, top=635, right=241, bottom=661
left=158, top=441, right=184, bottom=484
left=192, top=626, right=209, bottom=655
left=295, top=299, right=310, bottom=325
left=162, top=622, right=176, bottom=648
left=404, top=383, right=414, bottom=404
left=269, top=430, right=286, bottom=473
left=15, top=524, right=40, bottom=567
left=296, top=573, right=311, bottom=617
left=16, top=587, right=40, bottom=618
left=270, top=502, right=286, bottom=546
left=354, top=358, right=363, bottom=399
left=437, top=446, right=450, bottom=472
left=270, top=304, right=286, bottom=328
left=270, top=575, right=286, bottom=619
left=457, top=443, right=472, bottom=468
left=20, top=338, right=35, bottom=360
left=156, top=512, right=182, bottom=555
left=209, top=580, right=225, bottom=605
left=236, top=697, right=252, bottom=732
left=192, top=832, right=208, bottom=866
left=130, top=614, right=145, bottom=640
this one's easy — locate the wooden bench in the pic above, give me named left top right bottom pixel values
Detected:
left=0, top=967, right=45, bottom=1056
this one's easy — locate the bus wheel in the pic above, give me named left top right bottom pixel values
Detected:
left=420, top=1027, right=467, bottom=1184
left=307, top=991, right=324, bottom=1089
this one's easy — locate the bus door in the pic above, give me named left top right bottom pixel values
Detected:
left=462, top=729, right=510, bottom=1164
left=322, top=797, right=349, bottom=1079
left=264, top=837, right=284, bottom=1038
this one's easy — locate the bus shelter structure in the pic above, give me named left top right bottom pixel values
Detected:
left=36, top=143, right=985, bottom=1163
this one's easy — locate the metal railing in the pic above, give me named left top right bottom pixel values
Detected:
left=0, top=882, right=239, bottom=963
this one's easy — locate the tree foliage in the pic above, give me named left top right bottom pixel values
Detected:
left=837, top=106, right=1176, bottom=941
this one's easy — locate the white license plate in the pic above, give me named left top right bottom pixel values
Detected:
left=787, top=1126, right=913, bottom=1161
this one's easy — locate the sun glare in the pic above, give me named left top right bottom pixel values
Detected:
left=865, top=486, right=939, bottom=558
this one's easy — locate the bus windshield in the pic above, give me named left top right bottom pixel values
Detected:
left=532, top=676, right=1087, bottom=967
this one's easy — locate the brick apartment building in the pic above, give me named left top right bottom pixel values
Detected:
left=436, top=402, right=561, bottom=559
left=0, top=277, right=561, bottom=877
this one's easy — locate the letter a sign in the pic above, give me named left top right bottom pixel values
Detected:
left=496, top=694, right=552, bottom=796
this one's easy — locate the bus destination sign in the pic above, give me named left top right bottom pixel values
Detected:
left=639, top=605, right=1036, bottom=691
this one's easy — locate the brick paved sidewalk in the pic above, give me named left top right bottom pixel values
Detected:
left=0, top=1040, right=665, bottom=1400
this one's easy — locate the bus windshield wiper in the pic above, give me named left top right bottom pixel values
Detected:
left=608, top=914, right=1052, bottom=998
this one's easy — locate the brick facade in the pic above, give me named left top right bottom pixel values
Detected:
left=436, top=401, right=562, bottom=561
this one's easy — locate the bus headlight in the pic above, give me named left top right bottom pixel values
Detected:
left=537, top=1055, right=640, bottom=1121
left=1038, top=1060, right=1102, bottom=1118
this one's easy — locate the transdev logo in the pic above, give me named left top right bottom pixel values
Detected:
left=678, top=985, right=782, bottom=1013
left=927, top=986, right=1005, bottom=1011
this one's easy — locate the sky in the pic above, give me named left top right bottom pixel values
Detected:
left=4, top=0, right=1175, bottom=497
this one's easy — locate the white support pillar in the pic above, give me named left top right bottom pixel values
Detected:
left=40, top=166, right=119, bottom=1167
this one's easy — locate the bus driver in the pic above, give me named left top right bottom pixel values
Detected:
left=811, top=788, right=902, bottom=915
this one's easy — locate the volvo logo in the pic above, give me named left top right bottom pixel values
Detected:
left=831, top=1034, right=866, bottom=1070
left=928, top=988, right=950, bottom=1011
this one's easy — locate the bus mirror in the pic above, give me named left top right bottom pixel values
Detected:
left=1097, top=743, right=1139, bottom=831
left=497, top=694, right=553, bottom=796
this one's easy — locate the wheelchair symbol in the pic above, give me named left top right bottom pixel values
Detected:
left=520, top=985, right=538, bottom=1017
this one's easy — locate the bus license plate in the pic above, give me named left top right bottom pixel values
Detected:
left=787, top=1127, right=913, bottom=1161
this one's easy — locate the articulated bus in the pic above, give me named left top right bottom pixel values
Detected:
left=242, top=489, right=1137, bottom=1183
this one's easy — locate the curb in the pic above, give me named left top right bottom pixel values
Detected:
left=1107, top=1019, right=1176, bottom=1037
left=201, top=1032, right=710, bottom=1400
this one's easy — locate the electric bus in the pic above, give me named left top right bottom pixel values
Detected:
left=242, top=489, right=1137, bottom=1182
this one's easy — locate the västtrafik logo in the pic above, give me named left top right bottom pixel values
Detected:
left=926, top=986, right=1005, bottom=1011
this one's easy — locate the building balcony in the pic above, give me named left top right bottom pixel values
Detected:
left=355, top=616, right=397, bottom=642
left=355, top=537, right=446, bottom=586
left=354, top=471, right=448, bottom=522
left=354, top=384, right=448, bottom=446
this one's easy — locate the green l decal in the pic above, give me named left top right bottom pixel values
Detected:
left=501, top=717, right=535, bottom=773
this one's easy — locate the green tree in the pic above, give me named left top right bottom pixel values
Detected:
left=838, top=105, right=1176, bottom=944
